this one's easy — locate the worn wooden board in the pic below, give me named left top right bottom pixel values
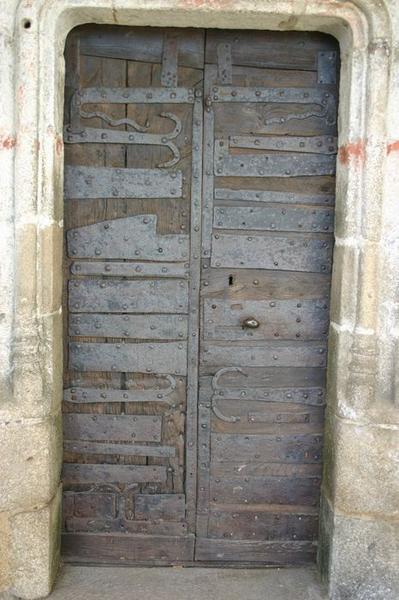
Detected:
left=213, top=205, right=334, bottom=233
left=64, top=492, right=117, bottom=518
left=210, top=232, right=332, bottom=272
left=64, top=166, right=183, bottom=200
left=69, top=280, right=188, bottom=314
left=70, top=261, right=188, bottom=278
left=210, top=475, right=321, bottom=505
left=214, top=187, right=335, bottom=206
left=195, top=538, right=316, bottom=564
left=202, top=366, right=326, bottom=390
left=63, top=413, right=162, bottom=442
left=64, top=441, right=176, bottom=458
left=65, top=518, right=188, bottom=536
left=67, top=215, right=189, bottom=260
left=62, top=533, right=195, bottom=563
left=203, top=298, right=329, bottom=341
left=69, top=341, right=187, bottom=375
left=211, top=433, right=323, bottom=464
left=62, top=464, right=167, bottom=485
left=78, top=25, right=205, bottom=68
left=201, top=341, right=327, bottom=371
left=207, top=509, right=318, bottom=541
left=205, top=30, right=337, bottom=71
left=135, top=494, right=186, bottom=521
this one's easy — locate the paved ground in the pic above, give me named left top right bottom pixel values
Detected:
left=44, top=565, right=328, bottom=599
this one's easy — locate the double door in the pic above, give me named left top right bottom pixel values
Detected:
left=62, top=25, right=338, bottom=565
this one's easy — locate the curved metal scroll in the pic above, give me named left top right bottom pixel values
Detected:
left=68, top=92, right=182, bottom=167
left=210, top=367, right=246, bottom=423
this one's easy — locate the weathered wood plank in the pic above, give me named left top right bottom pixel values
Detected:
left=69, top=341, right=187, bottom=375
left=62, top=464, right=167, bottom=485
left=215, top=187, right=334, bottom=206
left=69, top=314, right=188, bottom=339
left=63, top=492, right=117, bottom=518
left=64, top=440, right=176, bottom=458
left=69, top=280, right=188, bottom=314
left=195, top=538, right=316, bottom=564
left=213, top=205, right=334, bottom=233
left=62, top=533, right=195, bottom=563
left=206, top=30, right=337, bottom=70
left=64, top=379, right=178, bottom=404
left=213, top=102, right=336, bottom=137
left=135, top=494, right=186, bottom=521
left=64, top=166, right=183, bottom=199
left=78, top=25, right=204, bottom=68
left=63, top=413, right=162, bottom=442
left=210, top=475, right=321, bottom=505
left=70, top=261, right=188, bottom=278
left=203, top=298, right=329, bottom=341
left=214, top=142, right=336, bottom=178
left=208, top=509, right=318, bottom=541
left=229, top=135, right=337, bottom=154
left=201, top=341, right=327, bottom=370
left=211, top=462, right=322, bottom=479
left=65, top=517, right=188, bottom=536
left=211, top=433, right=323, bottom=464
left=202, top=366, right=326, bottom=390
left=209, top=400, right=325, bottom=431
left=210, top=232, right=333, bottom=273
left=202, top=267, right=331, bottom=300
left=67, top=215, right=188, bottom=261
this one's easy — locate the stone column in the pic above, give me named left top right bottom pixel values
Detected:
left=318, top=26, right=399, bottom=600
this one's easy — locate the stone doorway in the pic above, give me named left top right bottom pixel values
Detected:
left=1, top=1, right=397, bottom=599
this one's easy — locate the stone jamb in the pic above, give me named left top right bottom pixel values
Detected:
left=0, top=1, right=398, bottom=598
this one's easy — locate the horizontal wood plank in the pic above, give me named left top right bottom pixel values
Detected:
left=64, top=440, right=175, bottom=458
left=210, top=232, right=332, bottom=273
left=203, top=297, right=329, bottom=341
left=201, top=341, right=327, bottom=371
left=63, top=414, right=162, bottom=443
left=135, top=494, right=186, bottom=521
left=210, top=475, right=321, bottom=506
left=69, top=341, right=187, bottom=375
left=208, top=509, right=318, bottom=541
left=62, top=533, right=195, bottom=564
left=211, top=433, right=323, bottom=464
left=62, top=464, right=167, bottom=485
left=69, top=280, right=188, bottom=314
left=195, top=538, right=316, bottom=564
left=65, top=518, right=188, bottom=536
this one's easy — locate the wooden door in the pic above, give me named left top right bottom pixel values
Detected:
left=196, top=30, right=337, bottom=565
left=62, top=25, right=338, bottom=566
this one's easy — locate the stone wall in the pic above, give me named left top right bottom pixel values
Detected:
left=0, top=1, right=398, bottom=598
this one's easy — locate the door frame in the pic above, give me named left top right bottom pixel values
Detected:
left=4, top=1, right=396, bottom=598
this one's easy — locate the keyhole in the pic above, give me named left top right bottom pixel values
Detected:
left=228, top=275, right=234, bottom=286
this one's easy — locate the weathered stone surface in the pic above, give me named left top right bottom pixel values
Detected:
left=329, top=242, right=359, bottom=327
left=0, top=416, right=62, bottom=513
left=38, top=222, right=63, bottom=315
left=0, top=512, right=11, bottom=592
left=1, top=312, right=63, bottom=420
left=319, top=497, right=399, bottom=600
left=10, top=486, right=62, bottom=600
left=325, top=416, right=399, bottom=518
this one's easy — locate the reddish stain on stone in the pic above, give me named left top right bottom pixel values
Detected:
left=338, top=140, right=365, bottom=165
left=55, top=135, right=63, bottom=156
left=1, top=136, right=16, bottom=149
left=387, top=141, right=399, bottom=155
